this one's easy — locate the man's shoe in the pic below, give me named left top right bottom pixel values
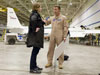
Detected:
left=45, top=63, right=52, bottom=68
left=30, top=68, right=41, bottom=74
left=59, top=65, right=63, bottom=69
left=57, top=55, right=69, bottom=61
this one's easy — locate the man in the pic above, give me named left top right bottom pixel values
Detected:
left=44, top=5, right=68, bottom=69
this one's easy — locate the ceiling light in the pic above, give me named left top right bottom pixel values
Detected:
left=58, top=0, right=62, bottom=2
left=69, top=2, right=72, bottom=5
left=0, top=8, right=2, bottom=10
left=66, top=13, right=68, bottom=15
left=31, top=0, right=36, bottom=3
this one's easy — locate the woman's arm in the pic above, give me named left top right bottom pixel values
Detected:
left=30, top=14, right=41, bottom=32
left=44, top=17, right=51, bottom=26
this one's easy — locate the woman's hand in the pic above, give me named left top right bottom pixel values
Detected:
left=43, top=20, right=47, bottom=23
left=35, top=27, right=40, bottom=32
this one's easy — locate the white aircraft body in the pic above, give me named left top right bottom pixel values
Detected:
left=3, top=7, right=51, bottom=44
left=4, top=7, right=29, bottom=44
left=7, top=7, right=28, bottom=34
left=2, top=7, right=100, bottom=45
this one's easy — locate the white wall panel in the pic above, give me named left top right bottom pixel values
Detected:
left=70, top=0, right=100, bottom=29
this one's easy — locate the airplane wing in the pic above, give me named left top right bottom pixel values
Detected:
left=69, top=27, right=100, bottom=37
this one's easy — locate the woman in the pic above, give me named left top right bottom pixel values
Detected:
left=26, top=3, right=45, bottom=74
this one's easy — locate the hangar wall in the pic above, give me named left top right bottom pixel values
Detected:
left=70, top=0, right=100, bottom=29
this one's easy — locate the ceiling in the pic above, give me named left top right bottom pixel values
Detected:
left=0, top=0, right=88, bottom=26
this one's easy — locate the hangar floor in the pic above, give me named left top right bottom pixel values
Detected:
left=0, top=41, right=100, bottom=75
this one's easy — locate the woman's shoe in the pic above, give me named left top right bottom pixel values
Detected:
left=30, top=68, right=41, bottom=74
left=36, top=66, right=43, bottom=70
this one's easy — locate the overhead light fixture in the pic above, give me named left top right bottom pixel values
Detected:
left=66, top=13, right=68, bottom=15
left=69, top=2, right=72, bottom=5
left=58, top=0, right=62, bottom=2
left=69, top=0, right=72, bottom=5
left=0, top=8, right=2, bottom=10
left=29, top=9, right=32, bottom=12
left=31, top=0, right=36, bottom=3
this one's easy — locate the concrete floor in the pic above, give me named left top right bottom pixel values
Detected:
left=0, top=41, right=100, bottom=75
